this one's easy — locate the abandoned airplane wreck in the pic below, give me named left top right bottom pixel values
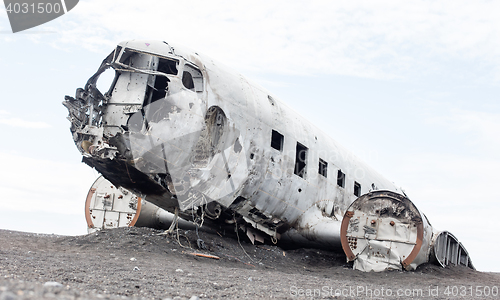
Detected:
left=64, top=40, right=473, bottom=272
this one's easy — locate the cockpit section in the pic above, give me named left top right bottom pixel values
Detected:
left=64, top=44, right=205, bottom=145
left=63, top=42, right=212, bottom=211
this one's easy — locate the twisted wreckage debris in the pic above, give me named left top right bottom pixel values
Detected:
left=64, top=40, right=473, bottom=272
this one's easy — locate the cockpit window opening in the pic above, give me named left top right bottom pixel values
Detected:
left=118, top=48, right=134, bottom=66
left=96, top=68, right=119, bottom=98
left=94, top=51, right=119, bottom=99
left=157, top=57, right=178, bottom=75
left=182, top=64, right=203, bottom=92
left=182, top=71, right=194, bottom=90
left=115, top=48, right=179, bottom=76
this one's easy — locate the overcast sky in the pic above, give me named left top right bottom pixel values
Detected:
left=1, top=0, right=499, bottom=272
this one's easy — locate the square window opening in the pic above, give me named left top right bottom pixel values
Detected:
left=354, top=181, right=361, bottom=197
left=319, top=159, right=327, bottom=178
left=294, top=143, right=308, bottom=178
left=337, top=170, right=345, bottom=188
left=271, top=130, right=284, bottom=151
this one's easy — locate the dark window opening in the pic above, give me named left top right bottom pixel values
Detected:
left=149, top=58, right=176, bottom=103
left=146, top=58, right=177, bottom=108
left=151, top=75, right=169, bottom=102
left=294, top=143, right=308, bottom=178
left=182, top=71, right=194, bottom=90
left=157, top=57, right=178, bottom=75
left=354, top=181, right=361, bottom=197
left=319, top=159, right=327, bottom=177
left=117, top=49, right=178, bottom=76
left=337, top=170, right=345, bottom=188
left=271, top=130, right=284, bottom=151
left=182, top=64, right=203, bottom=92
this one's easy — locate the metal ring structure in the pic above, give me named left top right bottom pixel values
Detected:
left=340, top=190, right=424, bottom=271
left=84, top=176, right=142, bottom=230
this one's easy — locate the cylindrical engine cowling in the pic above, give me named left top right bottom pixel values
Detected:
left=85, top=175, right=195, bottom=233
left=340, top=190, right=434, bottom=271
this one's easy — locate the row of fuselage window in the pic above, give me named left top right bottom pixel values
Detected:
left=270, top=130, right=362, bottom=197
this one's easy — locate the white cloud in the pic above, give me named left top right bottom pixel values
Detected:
left=0, top=9, right=9, bottom=31
left=0, top=110, right=52, bottom=129
left=387, top=152, right=500, bottom=272
left=0, top=152, right=98, bottom=215
left=427, top=108, right=500, bottom=154
left=23, top=0, right=500, bottom=82
left=395, top=153, right=500, bottom=203
left=0, top=117, right=52, bottom=129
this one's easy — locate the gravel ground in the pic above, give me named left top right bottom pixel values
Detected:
left=0, top=227, right=498, bottom=300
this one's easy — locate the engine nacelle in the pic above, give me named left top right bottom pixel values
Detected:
left=340, top=190, right=474, bottom=271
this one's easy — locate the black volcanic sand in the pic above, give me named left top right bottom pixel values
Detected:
left=0, top=227, right=498, bottom=299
